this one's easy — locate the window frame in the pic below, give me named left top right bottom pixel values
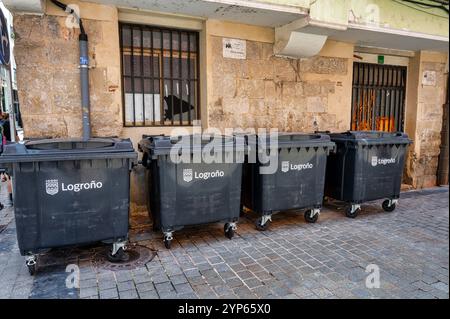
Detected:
left=119, top=22, right=201, bottom=127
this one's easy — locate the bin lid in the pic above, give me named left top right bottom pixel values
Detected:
left=139, top=134, right=245, bottom=156
left=245, top=133, right=335, bottom=149
left=0, top=138, right=137, bottom=163
left=329, top=131, right=412, bottom=146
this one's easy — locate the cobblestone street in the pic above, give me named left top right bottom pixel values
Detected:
left=0, top=187, right=448, bottom=299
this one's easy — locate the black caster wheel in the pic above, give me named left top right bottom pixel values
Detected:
left=224, top=223, right=235, bottom=239
left=345, top=206, right=360, bottom=218
left=304, top=210, right=319, bottom=223
left=382, top=200, right=396, bottom=212
left=27, top=264, right=36, bottom=276
left=164, top=237, right=172, bottom=249
left=107, top=247, right=129, bottom=263
left=255, top=218, right=270, bottom=231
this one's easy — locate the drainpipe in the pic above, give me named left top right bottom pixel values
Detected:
left=50, top=0, right=90, bottom=140
left=437, top=74, right=449, bottom=185
left=79, top=32, right=90, bottom=140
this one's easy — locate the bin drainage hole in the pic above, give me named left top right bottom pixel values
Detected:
left=92, top=244, right=156, bottom=271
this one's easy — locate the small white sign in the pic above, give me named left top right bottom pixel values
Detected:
left=422, top=70, right=436, bottom=86
left=223, top=38, right=246, bottom=59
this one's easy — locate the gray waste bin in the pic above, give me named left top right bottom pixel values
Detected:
left=0, top=138, right=137, bottom=274
left=139, top=134, right=244, bottom=249
left=242, top=133, right=335, bottom=230
left=324, top=131, right=411, bottom=218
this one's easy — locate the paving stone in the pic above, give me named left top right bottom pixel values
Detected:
left=157, top=290, right=178, bottom=298
left=79, top=287, right=98, bottom=298
left=79, top=278, right=98, bottom=289
left=136, top=282, right=155, bottom=293
left=98, top=279, right=117, bottom=290
left=0, top=188, right=448, bottom=299
left=152, top=274, right=170, bottom=284
left=119, top=289, right=139, bottom=299
left=115, top=271, right=133, bottom=283
left=170, top=274, right=188, bottom=285
left=174, top=283, right=194, bottom=294
left=117, top=281, right=135, bottom=292
left=133, top=274, right=152, bottom=284
left=99, top=288, right=119, bottom=299
left=292, top=286, right=314, bottom=298
left=184, top=269, right=201, bottom=278
left=155, top=282, right=174, bottom=294
left=244, top=278, right=263, bottom=289
left=431, top=281, right=449, bottom=293
left=139, top=289, right=160, bottom=299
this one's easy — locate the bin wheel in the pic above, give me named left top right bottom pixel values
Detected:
left=0, top=203, right=3, bottom=211
left=304, top=210, right=319, bottom=223
left=224, top=224, right=235, bottom=239
left=345, top=206, right=360, bottom=218
left=27, top=263, right=36, bottom=276
left=256, top=218, right=270, bottom=231
left=382, top=200, right=396, bottom=212
left=164, top=237, right=172, bottom=249
left=107, top=247, right=129, bottom=263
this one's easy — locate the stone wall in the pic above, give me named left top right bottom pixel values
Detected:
left=13, top=1, right=122, bottom=139
left=207, top=36, right=353, bottom=133
left=11, top=4, right=448, bottom=192
left=405, top=51, right=448, bottom=188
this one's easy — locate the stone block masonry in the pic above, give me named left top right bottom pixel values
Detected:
left=11, top=5, right=448, bottom=194
left=13, top=5, right=122, bottom=139
left=404, top=51, right=448, bottom=188
left=207, top=36, right=353, bottom=133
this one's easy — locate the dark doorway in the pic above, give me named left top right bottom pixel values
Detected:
left=351, top=62, right=407, bottom=132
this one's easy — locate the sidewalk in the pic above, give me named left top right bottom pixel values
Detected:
left=0, top=187, right=448, bottom=299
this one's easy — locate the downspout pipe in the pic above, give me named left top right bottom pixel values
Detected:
left=50, top=0, right=90, bottom=140
left=79, top=33, right=91, bottom=140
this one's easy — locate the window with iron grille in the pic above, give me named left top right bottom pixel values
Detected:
left=351, top=62, right=407, bottom=132
left=119, top=23, right=200, bottom=126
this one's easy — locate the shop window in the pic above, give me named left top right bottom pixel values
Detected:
left=120, top=23, right=199, bottom=126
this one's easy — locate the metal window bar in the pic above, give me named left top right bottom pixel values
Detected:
left=187, top=33, right=192, bottom=124
left=119, top=23, right=199, bottom=127
left=170, top=31, right=174, bottom=126
left=351, top=62, right=407, bottom=132
left=140, top=25, right=145, bottom=126
left=131, top=27, right=136, bottom=126
left=179, top=31, right=182, bottom=125
left=150, top=30, right=155, bottom=126
left=196, top=32, right=201, bottom=122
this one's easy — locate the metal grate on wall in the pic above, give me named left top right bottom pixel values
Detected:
left=351, top=62, right=407, bottom=132
left=119, top=23, right=200, bottom=127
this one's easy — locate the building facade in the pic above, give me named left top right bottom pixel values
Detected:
left=0, top=2, right=19, bottom=136
left=3, top=0, right=449, bottom=210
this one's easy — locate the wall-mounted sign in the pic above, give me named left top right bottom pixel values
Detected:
left=422, top=70, right=436, bottom=86
left=0, top=7, right=10, bottom=65
left=223, top=38, right=246, bottom=60
left=377, top=55, right=384, bottom=64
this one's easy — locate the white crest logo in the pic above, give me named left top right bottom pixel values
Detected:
left=183, top=169, right=193, bottom=182
left=45, top=179, right=59, bottom=195
left=371, top=156, right=378, bottom=167
left=281, top=161, right=290, bottom=173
